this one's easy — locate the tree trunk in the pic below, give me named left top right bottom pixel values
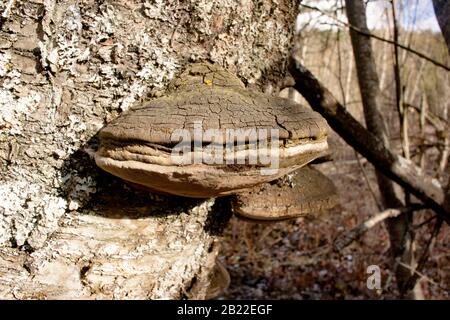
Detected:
left=345, top=0, right=421, bottom=299
left=432, top=0, right=450, bottom=53
left=0, top=0, right=298, bottom=299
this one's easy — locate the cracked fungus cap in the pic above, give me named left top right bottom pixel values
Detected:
left=232, top=166, right=339, bottom=221
left=95, top=62, right=330, bottom=198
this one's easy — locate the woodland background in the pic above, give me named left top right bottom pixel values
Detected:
left=222, top=1, right=450, bottom=299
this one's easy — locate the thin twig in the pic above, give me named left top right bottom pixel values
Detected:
left=354, top=151, right=382, bottom=210
left=412, top=215, right=437, bottom=229
left=333, top=206, right=423, bottom=251
left=419, top=92, right=428, bottom=172
left=406, top=102, right=449, bottom=128
left=335, top=29, right=347, bottom=106
left=390, top=0, right=410, bottom=160
left=407, top=216, right=443, bottom=294
left=395, top=261, right=438, bottom=286
left=392, top=216, right=443, bottom=296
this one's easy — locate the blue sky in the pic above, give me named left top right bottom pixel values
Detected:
left=297, top=0, right=441, bottom=32
left=367, top=0, right=440, bottom=31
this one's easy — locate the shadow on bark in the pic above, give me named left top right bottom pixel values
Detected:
left=58, top=133, right=233, bottom=236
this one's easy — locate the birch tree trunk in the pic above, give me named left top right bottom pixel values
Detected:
left=0, top=0, right=299, bottom=299
left=344, top=0, right=422, bottom=299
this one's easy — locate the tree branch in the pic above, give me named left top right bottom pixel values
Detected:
left=288, top=57, right=450, bottom=224
left=404, top=217, right=443, bottom=292
left=334, top=208, right=403, bottom=251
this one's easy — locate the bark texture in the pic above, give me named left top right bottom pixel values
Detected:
left=0, top=0, right=299, bottom=299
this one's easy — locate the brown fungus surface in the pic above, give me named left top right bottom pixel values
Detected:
left=95, top=63, right=330, bottom=198
left=232, top=165, right=339, bottom=221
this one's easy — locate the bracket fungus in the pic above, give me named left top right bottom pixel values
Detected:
left=232, top=165, right=338, bottom=221
left=95, top=62, right=331, bottom=200
left=95, top=62, right=338, bottom=220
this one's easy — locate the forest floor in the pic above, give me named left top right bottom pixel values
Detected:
left=218, top=133, right=450, bottom=300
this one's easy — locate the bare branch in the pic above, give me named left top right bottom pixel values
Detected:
left=406, top=102, right=448, bottom=129
left=395, top=259, right=445, bottom=291
left=334, top=208, right=404, bottom=251
left=354, top=151, right=383, bottom=210
left=288, top=57, right=450, bottom=224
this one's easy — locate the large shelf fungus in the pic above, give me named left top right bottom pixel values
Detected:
left=95, top=62, right=338, bottom=220
left=95, top=62, right=331, bottom=200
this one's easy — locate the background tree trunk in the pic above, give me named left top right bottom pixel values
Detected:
left=0, top=0, right=298, bottom=299
left=344, top=0, right=422, bottom=299
left=432, top=0, right=450, bottom=53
